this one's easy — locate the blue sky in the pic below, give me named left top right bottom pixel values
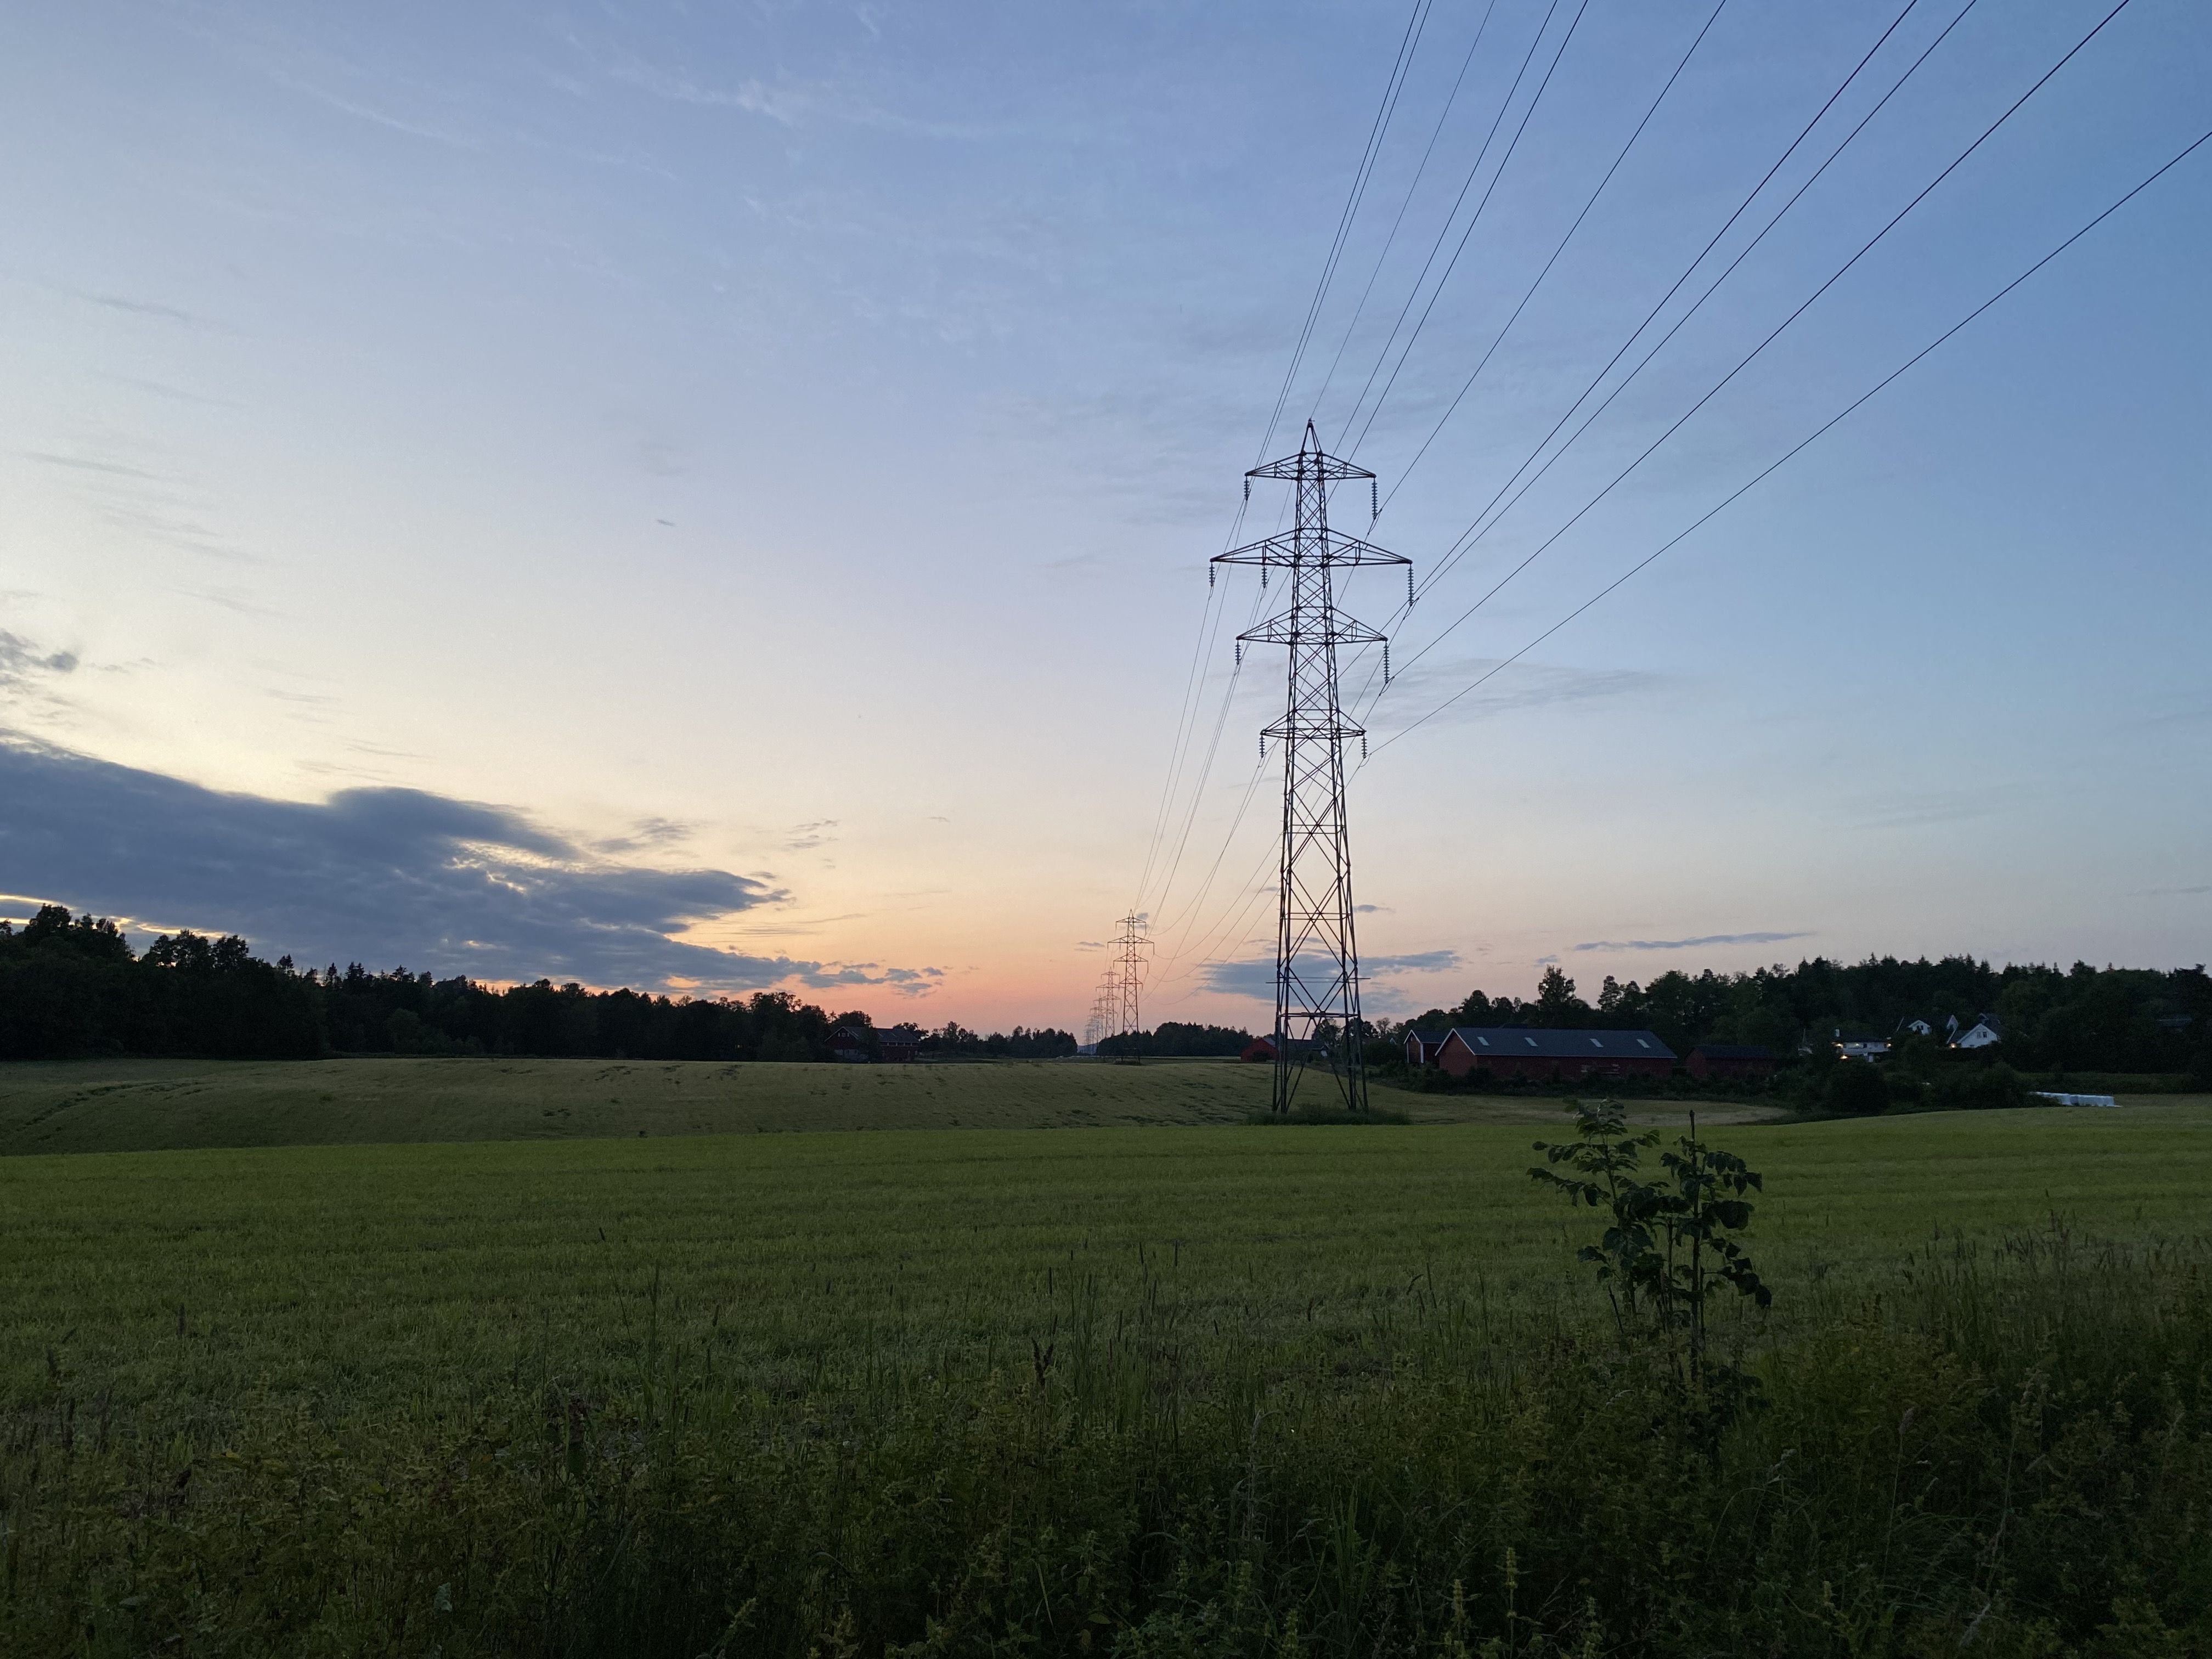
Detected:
left=1, top=0, right=2207, bottom=1028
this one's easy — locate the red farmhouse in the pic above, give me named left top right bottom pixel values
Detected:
left=1432, top=1028, right=1675, bottom=1082
left=1684, top=1043, right=1775, bottom=1081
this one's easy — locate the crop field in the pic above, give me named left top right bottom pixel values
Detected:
left=4, top=1099, right=2210, bottom=1654
left=0, top=1054, right=1797, bottom=1156
left=0, top=1102, right=2206, bottom=1414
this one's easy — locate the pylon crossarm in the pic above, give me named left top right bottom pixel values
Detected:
left=1245, top=453, right=1374, bottom=482
left=1213, top=529, right=1410, bottom=568
left=1239, top=615, right=1387, bottom=647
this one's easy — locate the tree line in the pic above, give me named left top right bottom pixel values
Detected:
left=0, top=907, right=1073, bottom=1062
left=1383, top=958, right=2212, bottom=1077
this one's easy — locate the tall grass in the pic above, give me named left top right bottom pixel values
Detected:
left=5, top=1221, right=2207, bottom=1656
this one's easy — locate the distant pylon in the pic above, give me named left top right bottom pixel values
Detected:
left=1108, top=912, right=1150, bottom=1038
left=1084, top=978, right=1118, bottom=1048
left=1214, top=422, right=1409, bottom=1113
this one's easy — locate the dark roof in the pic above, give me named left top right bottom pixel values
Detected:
left=1442, top=1028, right=1677, bottom=1062
left=878, top=1030, right=921, bottom=1047
left=1689, top=1044, right=1774, bottom=1060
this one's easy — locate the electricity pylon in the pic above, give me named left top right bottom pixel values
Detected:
left=1213, top=421, right=1410, bottom=1113
left=1084, top=978, right=1118, bottom=1048
left=1109, top=912, right=1150, bottom=1039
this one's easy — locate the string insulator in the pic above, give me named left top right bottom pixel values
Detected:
left=1243, top=477, right=1250, bottom=504
left=1208, top=565, right=1215, bottom=590
left=1383, top=642, right=1391, bottom=687
left=1234, top=641, right=1242, bottom=667
left=1260, top=735, right=1266, bottom=759
left=1370, top=479, right=1377, bottom=523
left=1407, top=567, right=1415, bottom=607
left=1261, top=566, right=1268, bottom=590
left=1361, top=733, right=1369, bottom=762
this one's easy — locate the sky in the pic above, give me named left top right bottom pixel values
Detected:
left=2, top=0, right=2207, bottom=1033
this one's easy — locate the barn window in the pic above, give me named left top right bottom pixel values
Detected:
left=1525, top=1037, right=1537, bottom=1048
left=1589, top=1038, right=1602, bottom=1049
left=1635, top=1039, right=1650, bottom=1049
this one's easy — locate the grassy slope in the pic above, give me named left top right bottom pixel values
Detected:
left=7, top=1102, right=2208, bottom=1427
left=0, top=1056, right=1795, bottom=1155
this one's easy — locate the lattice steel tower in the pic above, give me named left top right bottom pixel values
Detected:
left=1214, top=422, right=1410, bottom=1113
left=1108, top=912, right=1150, bottom=1039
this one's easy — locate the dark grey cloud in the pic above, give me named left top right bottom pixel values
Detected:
left=1571, top=932, right=1812, bottom=953
left=1198, top=948, right=1461, bottom=1001
left=0, top=634, right=80, bottom=686
left=0, top=735, right=936, bottom=994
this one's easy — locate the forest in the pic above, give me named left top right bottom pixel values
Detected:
left=4, top=902, right=2205, bottom=1075
left=1385, top=958, right=2212, bottom=1077
left=0, top=906, right=1073, bottom=1062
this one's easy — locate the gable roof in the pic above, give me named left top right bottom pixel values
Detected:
left=1441, top=1028, right=1676, bottom=1062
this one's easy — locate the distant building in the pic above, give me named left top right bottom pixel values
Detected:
left=1685, top=1043, right=1776, bottom=1081
left=1240, top=1036, right=1276, bottom=1063
left=1430, top=1028, right=1675, bottom=1082
left=831, top=1024, right=921, bottom=1063
left=1953, top=1015, right=2004, bottom=1051
left=1836, top=1041, right=1888, bottom=1063
left=1404, top=1030, right=1450, bottom=1069
left=1898, top=1018, right=1933, bottom=1037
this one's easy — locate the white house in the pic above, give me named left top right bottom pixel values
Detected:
left=1954, top=1015, right=2005, bottom=1050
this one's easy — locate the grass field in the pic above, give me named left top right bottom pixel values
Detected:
left=0, top=1055, right=1801, bottom=1156
left=5, top=1088, right=2210, bottom=1653
left=4, top=1103, right=2209, bottom=1422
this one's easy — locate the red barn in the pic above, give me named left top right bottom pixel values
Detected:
left=1684, top=1043, right=1775, bottom=1081
left=1239, top=1036, right=1276, bottom=1063
left=1434, top=1028, right=1675, bottom=1082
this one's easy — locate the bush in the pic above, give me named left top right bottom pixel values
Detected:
left=1825, top=1059, right=1889, bottom=1115
left=1931, top=1060, right=2029, bottom=1111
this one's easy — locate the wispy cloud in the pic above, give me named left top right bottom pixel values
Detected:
left=58, top=288, right=202, bottom=326
left=605, top=60, right=999, bottom=140
left=1845, top=785, right=2036, bottom=831
left=783, top=819, right=839, bottom=850
left=1572, top=932, right=1812, bottom=953
left=1198, top=949, right=1460, bottom=1000
left=1370, top=659, right=1669, bottom=732
left=0, top=735, right=935, bottom=994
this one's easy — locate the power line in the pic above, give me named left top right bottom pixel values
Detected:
left=1372, top=0, right=1731, bottom=495
left=1339, top=0, right=1938, bottom=740
left=1301, top=0, right=1503, bottom=430
left=1341, top=0, right=1596, bottom=454
left=1327, top=0, right=1573, bottom=451
left=1128, top=0, right=1432, bottom=932
left=1384, top=0, right=1973, bottom=626
left=1251, top=0, right=1435, bottom=470
left=1372, top=0, right=2130, bottom=704
left=1365, top=117, right=2212, bottom=761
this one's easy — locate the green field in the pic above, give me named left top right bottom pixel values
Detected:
left=4, top=1102, right=2208, bottom=1420
left=0, top=1054, right=1801, bottom=1156
left=5, top=1077, right=2210, bottom=1654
